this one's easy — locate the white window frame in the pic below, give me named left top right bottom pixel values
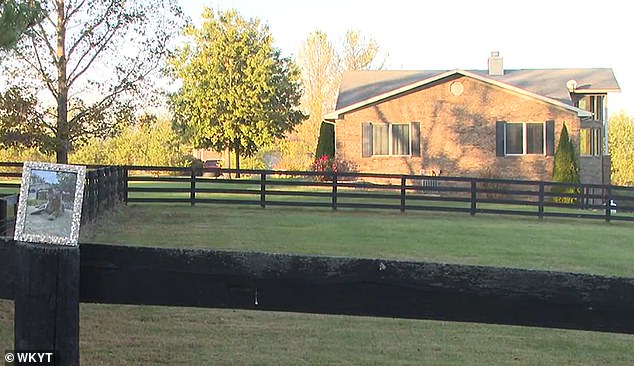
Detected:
left=580, top=127, right=601, bottom=157
left=504, top=122, right=546, bottom=156
left=371, top=123, right=412, bottom=157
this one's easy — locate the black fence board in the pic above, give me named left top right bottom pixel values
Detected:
left=2, top=241, right=631, bottom=334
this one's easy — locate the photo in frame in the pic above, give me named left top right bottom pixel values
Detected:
left=14, top=162, right=86, bottom=246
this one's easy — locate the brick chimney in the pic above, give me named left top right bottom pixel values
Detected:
left=488, top=51, right=504, bottom=76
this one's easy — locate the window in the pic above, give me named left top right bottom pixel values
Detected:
left=362, top=122, right=419, bottom=157
left=576, top=95, right=605, bottom=121
left=580, top=128, right=601, bottom=156
left=504, top=122, right=544, bottom=155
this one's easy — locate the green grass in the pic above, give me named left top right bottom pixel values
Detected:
left=82, top=204, right=634, bottom=277
left=2, top=203, right=634, bottom=365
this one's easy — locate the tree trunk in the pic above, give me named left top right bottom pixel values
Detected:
left=55, top=0, right=69, bottom=164
left=235, top=138, right=241, bottom=179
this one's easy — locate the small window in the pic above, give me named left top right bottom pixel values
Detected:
left=580, top=128, right=601, bottom=156
left=391, top=124, right=410, bottom=155
left=504, top=122, right=545, bottom=155
left=362, top=122, right=416, bottom=157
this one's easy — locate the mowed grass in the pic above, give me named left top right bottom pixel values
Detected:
left=82, top=204, right=634, bottom=277
left=1, top=204, right=633, bottom=365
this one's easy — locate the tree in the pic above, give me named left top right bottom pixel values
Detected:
left=286, top=30, right=340, bottom=169
left=314, top=121, right=334, bottom=158
left=291, top=29, right=384, bottom=170
left=608, top=112, right=634, bottom=186
left=341, top=29, right=384, bottom=71
left=552, top=123, right=580, bottom=203
left=0, top=0, right=42, bottom=50
left=0, top=0, right=184, bottom=163
left=71, top=114, right=187, bottom=167
left=168, top=8, right=306, bottom=176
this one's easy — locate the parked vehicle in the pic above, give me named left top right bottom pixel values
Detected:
left=202, top=160, right=222, bottom=177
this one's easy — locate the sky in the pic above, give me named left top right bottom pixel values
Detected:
left=178, top=0, right=632, bottom=115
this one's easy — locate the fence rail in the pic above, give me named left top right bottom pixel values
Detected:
left=0, top=238, right=632, bottom=334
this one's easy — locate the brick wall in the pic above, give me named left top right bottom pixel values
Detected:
left=334, top=75, right=602, bottom=183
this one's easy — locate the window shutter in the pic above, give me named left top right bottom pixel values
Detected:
left=495, top=121, right=506, bottom=157
left=411, top=122, right=420, bottom=156
left=545, top=120, right=555, bottom=156
left=362, top=123, right=373, bottom=157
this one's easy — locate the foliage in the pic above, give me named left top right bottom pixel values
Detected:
left=0, top=0, right=42, bottom=50
left=341, top=29, right=385, bottom=71
left=281, top=29, right=384, bottom=170
left=168, top=8, right=306, bottom=172
left=608, top=112, right=634, bottom=186
left=0, top=86, right=50, bottom=151
left=1, top=0, right=184, bottom=163
left=315, top=122, right=335, bottom=158
left=551, top=123, right=580, bottom=203
left=70, top=115, right=188, bottom=167
left=311, top=154, right=355, bottom=181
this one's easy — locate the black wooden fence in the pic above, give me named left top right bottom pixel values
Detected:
left=3, top=163, right=634, bottom=230
left=121, top=165, right=634, bottom=222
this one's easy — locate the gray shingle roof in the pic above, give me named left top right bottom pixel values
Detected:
left=334, top=68, right=620, bottom=111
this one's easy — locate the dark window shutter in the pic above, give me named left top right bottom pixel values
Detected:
left=495, top=121, right=506, bottom=157
left=411, top=122, right=420, bottom=156
left=362, top=123, right=373, bottom=157
left=545, top=120, right=555, bottom=156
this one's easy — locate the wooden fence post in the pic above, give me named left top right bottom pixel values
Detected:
left=260, top=173, right=266, bottom=208
left=14, top=241, right=80, bottom=366
left=605, top=186, right=612, bottom=222
left=470, top=180, right=477, bottom=216
left=0, top=198, right=6, bottom=237
left=538, top=183, right=545, bottom=220
left=190, top=168, right=196, bottom=206
left=331, top=173, right=338, bottom=211
left=122, top=167, right=129, bottom=204
left=400, top=177, right=406, bottom=212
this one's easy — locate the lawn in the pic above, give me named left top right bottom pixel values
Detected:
left=1, top=204, right=633, bottom=365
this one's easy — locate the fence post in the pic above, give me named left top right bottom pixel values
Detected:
left=190, top=167, right=196, bottom=206
left=331, top=173, right=338, bottom=211
left=260, top=173, right=266, bottom=208
left=400, top=177, right=406, bottom=212
left=470, top=180, right=477, bottom=216
left=14, top=241, right=80, bottom=366
left=0, top=198, right=6, bottom=236
left=605, top=186, right=612, bottom=222
left=538, top=183, right=545, bottom=220
left=123, top=166, right=129, bottom=204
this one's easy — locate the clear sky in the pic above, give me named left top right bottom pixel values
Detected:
left=178, top=0, right=632, bottom=115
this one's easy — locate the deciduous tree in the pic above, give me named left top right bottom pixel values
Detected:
left=608, top=112, right=634, bottom=186
left=168, top=8, right=306, bottom=176
left=1, top=0, right=184, bottom=163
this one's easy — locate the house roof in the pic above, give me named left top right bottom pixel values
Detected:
left=325, top=68, right=620, bottom=120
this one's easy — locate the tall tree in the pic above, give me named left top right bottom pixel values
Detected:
left=285, top=31, right=339, bottom=169
left=289, top=29, right=384, bottom=170
left=341, top=29, right=384, bottom=71
left=608, top=112, right=634, bottom=186
left=0, top=0, right=42, bottom=50
left=0, top=0, right=183, bottom=163
left=552, top=123, right=580, bottom=203
left=168, top=8, right=306, bottom=176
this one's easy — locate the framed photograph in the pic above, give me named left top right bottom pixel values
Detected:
left=14, top=162, right=86, bottom=246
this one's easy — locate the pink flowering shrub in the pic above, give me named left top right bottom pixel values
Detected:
left=311, top=155, right=355, bottom=181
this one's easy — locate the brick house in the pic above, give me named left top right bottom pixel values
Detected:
left=324, top=52, right=620, bottom=185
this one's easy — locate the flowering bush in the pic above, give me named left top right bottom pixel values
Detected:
left=311, top=155, right=354, bottom=181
